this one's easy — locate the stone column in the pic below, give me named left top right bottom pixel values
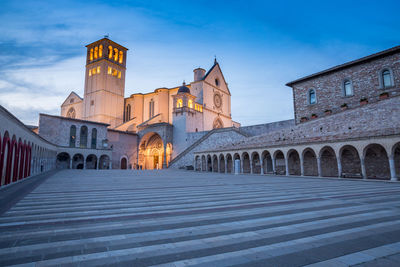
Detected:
left=260, top=158, right=264, bottom=175
left=317, top=157, right=322, bottom=177
left=109, top=161, right=112, bottom=169
left=96, top=159, right=99, bottom=170
left=225, top=159, right=228, bottom=174
left=360, top=157, right=367, bottom=179
left=70, top=158, right=73, bottom=169
left=217, top=158, right=220, bottom=173
left=250, top=159, right=253, bottom=174
left=285, top=157, right=289, bottom=176
left=163, top=145, right=167, bottom=169
left=241, top=159, right=244, bottom=174
left=300, top=156, right=304, bottom=176
left=83, top=159, right=86, bottom=170
left=389, top=156, right=397, bottom=181
left=337, top=158, right=342, bottom=178
left=272, top=157, right=276, bottom=174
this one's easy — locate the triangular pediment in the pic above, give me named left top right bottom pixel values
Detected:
left=61, top=91, right=83, bottom=107
left=203, top=62, right=231, bottom=95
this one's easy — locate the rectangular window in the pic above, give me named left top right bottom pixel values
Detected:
left=118, top=71, right=121, bottom=79
left=108, top=66, right=112, bottom=74
left=91, top=100, right=94, bottom=106
left=97, top=66, right=101, bottom=74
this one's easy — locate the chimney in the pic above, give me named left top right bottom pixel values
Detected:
left=193, top=68, right=206, bottom=82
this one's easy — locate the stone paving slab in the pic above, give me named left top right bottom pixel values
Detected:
left=0, top=170, right=400, bottom=266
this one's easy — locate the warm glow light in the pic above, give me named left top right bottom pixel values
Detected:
left=108, top=46, right=113, bottom=59
left=119, top=51, right=123, bottom=64
left=114, top=48, right=118, bottom=61
left=177, top=99, right=183, bottom=108
left=99, top=45, right=103, bottom=57
left=112, top=69, right=118, bottom=76
left=108, top=66, right=112, bottom=74
left=188, top=99, right=193, bottom=109
left=90, top=48, right=93, bottom=61
left=97, top=66, right=100, bottom=73
left=94, top=46, right=98, bottom=59
left=89, top=69, right=92, bottom=76
left=118, top=71, right=121, bottom=78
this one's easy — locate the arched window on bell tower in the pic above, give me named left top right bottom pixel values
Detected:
left=177, top=99, right=183, bottom=108
left=99, top=45, right=103, bottom=58
left=90, top=48, right=93, bottom=61
left=108, top=45, right=113, bottom=59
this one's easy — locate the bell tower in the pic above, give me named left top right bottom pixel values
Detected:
left=83, top=37, right=128, bottom=128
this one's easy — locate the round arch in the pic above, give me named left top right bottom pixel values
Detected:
left=212, top=155, right=218, bottom=172
left=274, top=150, right=286, bottom=175
left=287, top=149, right=301, bottom=176
left=86, top=154, right=98, bottom=169
left=251, top=152, right=261, bottom=174
left=242, top=152, right=250, bottom=173
left=319, top=146, right=338, bottom=177
left=302, top=148, right=318, bottom=176
left=139, top=132, right=164, bottom=170
left=72, top=154, right=84, bottom=169
left=261, top=150, right=273, bottom=174
left=363, top=143, right=390, bottom=180
left=56, top=152, right=71, bottom=169
left=219, top=154, right=225, bottom=173
left=340, top=145, right=362, bottom=178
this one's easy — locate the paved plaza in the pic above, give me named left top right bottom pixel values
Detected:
left=1, top=170, right=400, bottom=266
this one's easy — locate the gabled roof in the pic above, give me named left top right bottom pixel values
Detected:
left=202, top=60, right=231, bottom=95
left=286, top=45, right=400, bottom=86
left=61, top=91, right=83, bottom=107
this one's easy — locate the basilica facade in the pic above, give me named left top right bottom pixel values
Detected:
left=55, top=37, right=239, bottom=170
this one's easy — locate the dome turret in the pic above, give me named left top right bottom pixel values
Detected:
left=178, top=81, right=190, bottom=94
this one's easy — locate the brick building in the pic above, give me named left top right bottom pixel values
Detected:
left=195, top=45, right=400, bottom=181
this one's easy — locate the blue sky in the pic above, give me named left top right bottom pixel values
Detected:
left=0, top=0, right=399, bottom=126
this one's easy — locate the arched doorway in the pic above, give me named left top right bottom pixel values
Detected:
left=320, top=146, right=338, bottom=177
left=303, top=148, right=318, bottom=176
left=195, top=156, right=201, bottom=171
left=262, top=151, right=273, bottom=174
left=212, top=155, right=218, bottom=172
left=226, top=154, right=233, bottom=174
left=242, top=152, right=250, bottom=173
left=86, top=154, right=97, bottom=169
left=139, top=133, right=165, bottom=170
left=121, top=157, right=127, bottom=169
left=207, top=155, right=212, bottom=172
left=219, top=154, right=225, bottom=173
left=364, top=144, right=390, bottom=180
left=56, top=152, right=71, bottom=169
left=340, top=145, right=362, bottom=178
left=274, top=150, right=286, bottom=175
left=287, top=149, right=301, bottom=175
left=251, top=152, right=261, bottom=174
left=99, top=155, right=110, bottom=169
left=72, top=154, right=84, bottom=169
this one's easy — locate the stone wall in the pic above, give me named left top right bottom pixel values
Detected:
left=107, top=129, right=138, bottom=169
left=239, top=120, right=295, bottom=137
left=169, top=129, right=247, bottom=169
left=289, top=50, right=400, bottom=124
left=38, top=114, right=108, bottom=149
left=218, top=95, right=400, bottom=151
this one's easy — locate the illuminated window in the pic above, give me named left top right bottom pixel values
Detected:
left=177, top=99, right=183, bottom=108
left=114, top=48, right=118, bottom=61
left=108, top=46, right=113, bottom=59
left=94, top=46, right=98, bottom=59
left=188, top=99, right=193, bottom=109
left=118, top=71, right=121, bottom=79
left=119, top=51, right=123, bottom=64
left=99, top=45, right=103, bottom=57
left=97, top=66, right=100, bottom=74
left=112, top=69, right=118, bottom=76
left=90, top=48, right=93, bottom=61
left=89, top=69, right=92, bottom=76
left=108, top=66, right=112, bottom=74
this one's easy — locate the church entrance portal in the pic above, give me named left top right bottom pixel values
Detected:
left=139, top=132, right=171, bottom=170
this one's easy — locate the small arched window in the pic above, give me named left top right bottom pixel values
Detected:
left=125, top=104, right=131, bottom=121
left=94, top=46, right=98, bottom=59
left=119, top=51, right=123, bottom=64
left=188, top=99, right=193, bottom=109
left=177, top=99, right=183, bottom=108
left=108, top=46, right=113, bottom=59
left=343, top=80, right=353, bottom=96
left=114, top=48, right=119, bottom=61
left=80, top=126, right=88, bottom=148
left=90, top=48, right=93, bottom=61
left=99, top=45, right=103, bottom=57
left=309, top=89, right=316, bottom=105
left=67, top=108, right=76, bottom=118
left=69, top=125, right=76, bottom=147
left=215, top=78, right=219, bottom=86
left=382, top=69, right=392, bottom=88
left=91, top=128, right=97, bottom=149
